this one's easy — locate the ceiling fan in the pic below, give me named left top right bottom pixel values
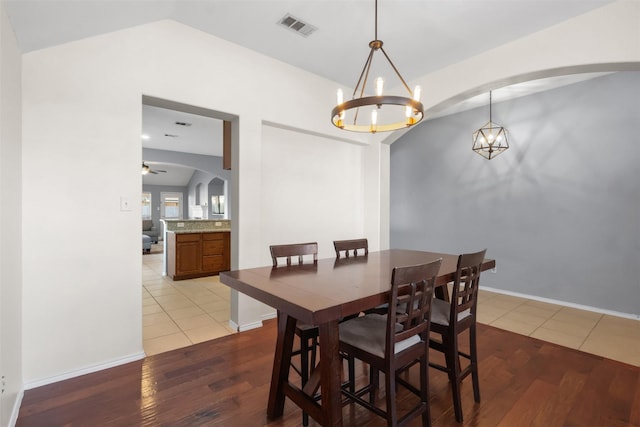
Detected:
left=141, top=163, right=166, bottom=175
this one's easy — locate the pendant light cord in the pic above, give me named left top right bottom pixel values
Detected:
left=375, top=0, right=378, bottom=40
left=489, top=91, right=493, bottom=122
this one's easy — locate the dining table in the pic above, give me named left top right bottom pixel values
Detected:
left=220, top=249, right=496, bottom=426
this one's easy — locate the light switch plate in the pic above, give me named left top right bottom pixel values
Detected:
left=120, top=197, right=132, bottom=211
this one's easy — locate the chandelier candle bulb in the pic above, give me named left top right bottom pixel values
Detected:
left=337, top=88, right=344, bottom=105
left=376, top=77, right=384, bottom=96
left=413, top=85, right=421, bottom=102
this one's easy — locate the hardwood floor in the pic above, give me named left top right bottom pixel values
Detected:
left=17, top=319, right=640, bottom=426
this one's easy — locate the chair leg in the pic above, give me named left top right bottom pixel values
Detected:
left=369, top=366, right=379, bottom=404
left=470, top=324, right=481, bottom=403
left=421, top=353, right=431, bottom=427
left=310, top=336, right=318, bottom=375
left=444, top=335, right=464, bottom=423
left=348, top=356, right=355, bottom=393
left=300, top=336, right=309, bottom=426
left=385, top=369, right=397, bottom=427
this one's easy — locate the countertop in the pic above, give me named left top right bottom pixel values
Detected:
left=168, top=229, right=230, bottom=234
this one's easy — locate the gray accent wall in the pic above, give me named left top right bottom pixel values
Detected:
left=390, top=72, right=640, bottom=316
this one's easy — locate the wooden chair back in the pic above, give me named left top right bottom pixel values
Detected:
left=333, top=238, right=368, bottom=259
left=449, top=249, right=486, bottom=327
left=387, top=258, right=441, bottom=357
left=269, top=242, right=318, bottom=267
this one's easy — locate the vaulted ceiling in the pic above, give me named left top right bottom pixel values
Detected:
left=4, top=0, right=616, bottom=185
left=4, top=0, right=613, bottom=87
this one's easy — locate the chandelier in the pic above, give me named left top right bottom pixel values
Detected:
left=472, top=91, right=509, bottom=159
left=331, top=0, right=424, bottom=133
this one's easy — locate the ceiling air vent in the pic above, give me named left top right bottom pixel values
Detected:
left=175, top=121, right=192, bottom=126
left=164, top=133, right=179, bottom=138
left=278, top=14, right=317, bottom=37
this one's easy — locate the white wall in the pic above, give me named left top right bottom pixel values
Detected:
left=21, top=20, right=376, bottom=385
left=260, top=124, right=366, bottom=261
left=0, top=2, right=23, bottom=424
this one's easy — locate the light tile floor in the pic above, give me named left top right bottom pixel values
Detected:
left=142, top=247, right=236, bottom=356
left=143, top=248, right=639, bottom=366
left=477, top=291, right=639, bottom=367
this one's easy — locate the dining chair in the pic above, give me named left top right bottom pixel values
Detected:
left=339, top=258, right=442, bottom=427
left=270, top=242, right=318, bottom=267
left=269, top=241, right=318, bottom=426
left=428, top=249, right=486, bottom=423
left=333, top=238, right=370, bottom=392
left=333, top=238, right=368, bottom=259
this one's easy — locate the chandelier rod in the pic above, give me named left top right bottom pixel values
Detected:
left=379, top=47, right=413, bottom=95
left=489, top=91, right=493, bottom=122
left=375, top=0, right=378, bottom=40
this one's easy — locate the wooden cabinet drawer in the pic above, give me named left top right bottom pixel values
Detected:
left=203, top=233, right=225, bottom=241
left=203, top=240, right=225, bottom=255
left=202, top=255, right=226, bottom=272
left=176, top=233, right=201, bottom=243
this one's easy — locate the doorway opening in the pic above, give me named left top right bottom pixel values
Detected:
left=141, top=95, right=237, bottom=356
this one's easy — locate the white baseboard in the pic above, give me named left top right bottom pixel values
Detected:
left=229, top=319, right=264, bottom=332
left=228, top=319, right=239, bottom=332
left=8, top=389, right=24, bottom=427
left=261, top=311, right=277, bottom=321
left=228, top=312, right=275, bottom=332
left=482, top=286, right=639, bottom=320
left=23, top=351, right=146, bottom=390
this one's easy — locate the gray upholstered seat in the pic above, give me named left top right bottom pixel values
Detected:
left=430, top=298, right=471, bottom=326
left=339, top=314, right=420, bottom=358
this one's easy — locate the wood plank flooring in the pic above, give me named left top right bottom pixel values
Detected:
left=17, top=319, right=640, bottom=426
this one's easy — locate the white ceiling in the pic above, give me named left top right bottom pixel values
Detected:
left=142, top=162, right=199, bottom=186
left=141, top=105, right=223, bottom=186
left=142, top=105, right=223, bottom=157
left=4, top=0, right=616, bottom=185
left=4, top=0, right=614, bottom=87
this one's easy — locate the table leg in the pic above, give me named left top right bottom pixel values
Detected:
left=267, top=311, right=296, bottom=419
left=319, top=320, right=343, bottom=427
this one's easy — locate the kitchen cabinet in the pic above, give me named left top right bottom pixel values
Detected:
left=167, top=231, right=230, bottom=280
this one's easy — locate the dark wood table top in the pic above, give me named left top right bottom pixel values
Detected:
left=221, top=249, right=495, bottom=326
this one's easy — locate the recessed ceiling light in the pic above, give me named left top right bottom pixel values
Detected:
left=141, top=134, right=150, bottom=140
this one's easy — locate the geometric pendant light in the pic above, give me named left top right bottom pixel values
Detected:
left=472, top=91, right=509, bottom=159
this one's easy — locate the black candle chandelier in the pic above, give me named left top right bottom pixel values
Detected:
left=331, top=0, right=424, bottom=133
